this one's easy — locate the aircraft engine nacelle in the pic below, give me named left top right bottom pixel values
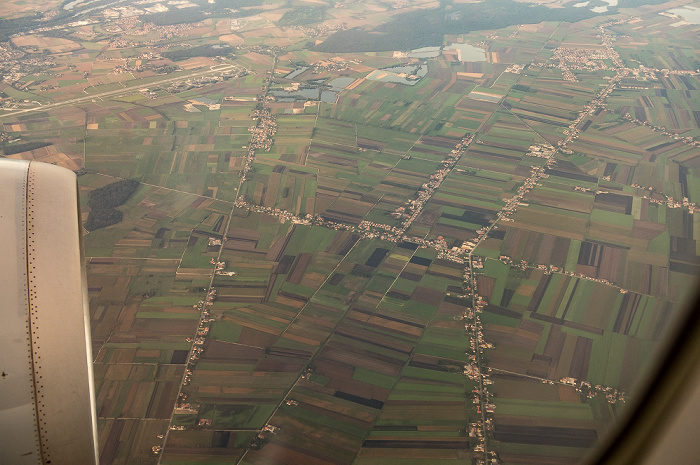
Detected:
left=0, top=159, right=99, bottom=465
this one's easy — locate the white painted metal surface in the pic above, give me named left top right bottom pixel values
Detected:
left=0, top=159, right=98, bottom=465
left=0, top=160, right=42, bottom=464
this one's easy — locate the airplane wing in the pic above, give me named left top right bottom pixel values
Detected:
left=0, top=159, right=99, bottom=465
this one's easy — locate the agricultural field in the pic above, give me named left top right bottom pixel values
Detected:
left=475, top=256, right=674, bottom=462
left=1, top=0, right=699, bottom=464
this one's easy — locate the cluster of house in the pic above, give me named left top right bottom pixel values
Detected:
left=470, top=419, right=497, bottom=464
left=630, top=183, right=697, bottom=213
left=294, top=22, right=346, bottom=39
left=357, top=220, right=402, bottom=239
left=495, top=253, right=626, bottom=290
left=0, top=131, right=16, bottom=145
left=597, top=22, right=627, bottom=70
left=152, top=286, right=221, bottom=450
left=176, top=288, right=216, bottom=393
left=245, top=107, right=277, bottom=169
left=561, top=377, right=626, bottom=404
left=497, top=163, right=554, bottom=226
left=462, top=269, right=496, bottom=460
left=552, top=45, right=618, bottom=78
left=0, top=45, right=54, bottom=92
left=543, top=18, right=629, bottom=82
left=211, top=257, right=237, bottom=276
left=310, top=55, right=360, bottom=72
left=504, top=64, right=524, bottom=74
left=561, top=79, right=622, bottom=146
left=393, top=135, right=475, bottom=233
left=0, top=41, right=25, bottom=62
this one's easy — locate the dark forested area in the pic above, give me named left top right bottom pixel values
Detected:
left=2, top=141, right=52, bottom=155
left=277, top=6, right=327, bottom=26
left=84, top=208, right=123, bottom=231
left=85, top=179, right=139, bottom=231
left=316, top=0, right=599, bottom=53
